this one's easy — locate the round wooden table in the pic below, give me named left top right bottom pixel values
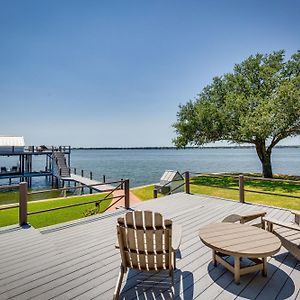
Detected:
left=199, top=223, right=281, bottom=284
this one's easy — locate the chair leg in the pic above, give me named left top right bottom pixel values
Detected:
left=113, top=265, right=125, bottom=300
left=170, top=252, right=175, bottom=285
left=169, top=267, right=175, bottom=286
left=173, top=250, right=176, bottom=269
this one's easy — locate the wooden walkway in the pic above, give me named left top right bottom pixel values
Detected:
left=0, top=193, right=299, bottom=299
left=65, top=174, right=114, bottom=192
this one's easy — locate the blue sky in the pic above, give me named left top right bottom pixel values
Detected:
left=0, top=0, right=299, bottom=147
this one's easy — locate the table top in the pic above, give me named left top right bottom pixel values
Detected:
left=199, top=223, right=281, bottom=258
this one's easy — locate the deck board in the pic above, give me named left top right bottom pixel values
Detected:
left=0, top=193, right=299, bottom=299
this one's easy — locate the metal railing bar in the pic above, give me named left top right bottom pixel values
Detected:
left=168, top=182, right=185, bottom=194
left=103, top=196, right=124, bottom=212
left=190, top=172, right=300, bottom=185
left=191, top=173, right=240, bottom=180
left=0, top=204, right=19, bottom=211
left=98, top=182, right=123, bottom=203
left=29, top=188, right=62, bottom=194
left=243, top=176, right=300, bottom=184
left=0, top=184, right=19, bottom=191
left=155, top=178, right=185, bottom=190
left=27, top=195, right=121, bottom=215
left=189, top=180, right=300, bottom=199
left=244, top=189, right=300, bottom=199
left=191, top=183, right=239, bottom=191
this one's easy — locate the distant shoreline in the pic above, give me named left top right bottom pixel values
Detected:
left=72, top=145, right=300, bottom=150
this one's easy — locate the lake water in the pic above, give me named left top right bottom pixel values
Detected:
left=1, top=147, right=298, bottom=188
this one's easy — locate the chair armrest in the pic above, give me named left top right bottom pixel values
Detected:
left=264, top=217, right=300, bottom=231
left=222, top=214, right=242, bottom=223
left=291, top=210, right=300, bottom=225
left=172, top=223, right=182, bottom=250
left=222, top=211, right=266, bottom=223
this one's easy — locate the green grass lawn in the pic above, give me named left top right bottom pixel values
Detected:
left=0, top=193, right=111, bottom=228
left=131, top=185, right=162, bottom=201
left=0, top=189, right=64, bottom=205
left=190, top=176, right=300, bottom=210
left=131, top=175, right=300, bottom=210
left=190, top=184, right=300, bottom=210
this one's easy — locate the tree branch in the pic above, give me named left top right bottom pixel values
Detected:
left=268, top=127, right=300, bottom=152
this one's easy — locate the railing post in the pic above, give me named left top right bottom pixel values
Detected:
left=185, top=171, right=190, bottom=194
left=19, top=182, right=28, bottom=225
left=153, top=188, right=158, bottom=199
left=74, top=168, right=76, bottom=175
left=124, top=179, right=130, bottom=209
left=81, top=169, right=84, bottom=177
left=239, top=175, right=245, bottom=203
left=103, top=175, right=106, bottom=183
left=120, top=178, right=124, bottom=190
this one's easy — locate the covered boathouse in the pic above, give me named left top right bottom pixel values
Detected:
left=0, top=136, right=71, bottom=187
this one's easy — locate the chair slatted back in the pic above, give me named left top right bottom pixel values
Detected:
left=117, top=210, right=173, bottom=271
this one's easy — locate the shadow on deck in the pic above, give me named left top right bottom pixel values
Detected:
left=0, top=193, right=299, bottom=299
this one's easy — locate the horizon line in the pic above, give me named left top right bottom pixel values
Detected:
left=71, top=145, right=300, bottom=150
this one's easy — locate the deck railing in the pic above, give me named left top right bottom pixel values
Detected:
left=26, top=145, right=71, bottom=153
left=0, top=178, right=130, bottom=226
left=153, top=171, right=300, bottom=204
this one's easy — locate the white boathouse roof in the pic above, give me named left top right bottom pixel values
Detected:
left=0, top=136, right=25, bottom=147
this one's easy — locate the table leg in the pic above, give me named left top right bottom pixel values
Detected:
left=262, top=257, right=267, bottom=277
left=234, top=256, right=240, bottom=284
left=261, top=217, right=265, bottom=229
left=212, top=250, right=217, bottom=267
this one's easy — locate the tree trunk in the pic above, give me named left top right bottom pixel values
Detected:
left=261, top=153, right=273, bottom=178
left=255, top=141, right=273, bottom=178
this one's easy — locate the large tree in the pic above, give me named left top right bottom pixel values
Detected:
left=173, top=50, right=300, bottom=178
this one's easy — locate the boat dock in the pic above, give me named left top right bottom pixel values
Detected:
left=64, top=174, right=114, bottom=192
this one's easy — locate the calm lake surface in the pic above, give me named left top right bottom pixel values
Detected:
left=0, top=148, right=299, bottom=188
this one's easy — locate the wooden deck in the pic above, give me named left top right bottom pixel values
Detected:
left=0, top=193, right=299, bottom=299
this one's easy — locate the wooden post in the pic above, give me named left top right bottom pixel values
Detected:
left=124, top=179, right=130, bottom=209
left=120, top=178, right=124, bottom=190
left=185, top=171, right=190, bottom=194
left=295, top=213, right=300, bottom=225
left=19, top=182, right=28, bottom=225
left=153, top=188, right=158, bottom=199
left=103, top=175, right=106, bottom=183
left=74, top=168, right=76, bottom=175
left=239, top=175, right=245, bottom=203
left=81, top=169, right=84, bottom=177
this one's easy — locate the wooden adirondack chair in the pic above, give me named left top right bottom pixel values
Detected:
left=114, top=210, right=182, bottom=300
left=264, top=210, right=300, bottom=261
left=222, top=211, right=266, bottom=228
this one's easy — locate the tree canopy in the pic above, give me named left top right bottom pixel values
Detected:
left=173, top=50, right=300, bottom=178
